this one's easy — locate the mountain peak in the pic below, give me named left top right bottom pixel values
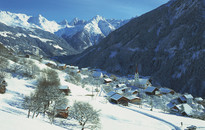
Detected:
left=70, top=17, right=86, bottom=26
left=91, top=15, right=105, bottom=21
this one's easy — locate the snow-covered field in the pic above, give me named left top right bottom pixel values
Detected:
left=1, top=60, right=205, bottom=130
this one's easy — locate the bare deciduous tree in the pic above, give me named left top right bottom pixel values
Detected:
left=70, top=101, right=101, bottom=130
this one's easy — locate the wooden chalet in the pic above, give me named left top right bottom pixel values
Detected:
left=110, top=93, right=129, bottom=106
left=144, top=86, right=159, bottom=95
left=55, top=107, right=69, bottom=119
left=59, top=85, right=70, bottom=95
left=127, top=96, right=141, bottom=104
left=58, top=64, right=67, bottom=70
left=178, top=94, right=193, bottom=104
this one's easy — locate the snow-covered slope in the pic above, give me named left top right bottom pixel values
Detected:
left=0, top=22, right=77, bottom=56
left=0, top=10, right=31, bottom=29
left=28, top=14, right=62, bottom=33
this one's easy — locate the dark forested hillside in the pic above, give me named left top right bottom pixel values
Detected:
left=62, top=0, right=205, bottom=97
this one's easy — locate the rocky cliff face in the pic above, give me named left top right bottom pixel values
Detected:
left=64, top=0, right=205, bottom=97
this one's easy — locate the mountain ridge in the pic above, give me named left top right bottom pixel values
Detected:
left=0, top=10, right=129, bottom=52
left=62, top=0, right=205, bottom=96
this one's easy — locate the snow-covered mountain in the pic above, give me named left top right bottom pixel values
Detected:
left=0, top=11, right=63, bottom=33
left=55, top=15, right=129, bottom=51
left=61, top=0, right=205, bottom=97
left=0, top=10, right=128, bottom=52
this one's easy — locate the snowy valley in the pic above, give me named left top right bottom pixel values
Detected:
left=0, top=0, right=205, bottom=129
left=0, top=50, right=205, bottom=130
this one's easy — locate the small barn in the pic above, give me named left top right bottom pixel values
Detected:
left=195, top=97, right=203, bottom=103
left=144, top=86, right=159, bottom=95
left=159, top=88, right=175, bottom=95
left=58, top=64, right=67, bottom=70
left=59, top=85, right=70, bottom=95
left=55, top=106, right=69, bottom=119
left=104, top=78, right=112, bottom=83
left=110, top=94, right=129, bottom=106
left=0, top=79, right=7, bottom=94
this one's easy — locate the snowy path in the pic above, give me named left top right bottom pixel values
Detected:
left=122, top=105, right=181, bottom=130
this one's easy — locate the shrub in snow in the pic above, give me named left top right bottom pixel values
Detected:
left=66, top=69, right=82, bottom=85
left=69, top=101, right=101, bottom=130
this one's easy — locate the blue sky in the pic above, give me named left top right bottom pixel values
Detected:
left=0, top=0, right=169, bottom=22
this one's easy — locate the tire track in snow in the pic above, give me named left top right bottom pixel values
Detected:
left=121, top=105, right=181, bottom=130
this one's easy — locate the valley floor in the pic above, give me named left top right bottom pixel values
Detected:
left=0, top=70, right=205, bottom=130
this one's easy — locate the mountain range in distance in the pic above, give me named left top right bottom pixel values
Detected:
left=0, top=10, right=129, bottom=53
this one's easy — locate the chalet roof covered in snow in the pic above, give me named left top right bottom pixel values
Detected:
left=139, top=78, right=149, bottom=85
left=104, top=78, right=112, bottom=82
left=116, top=84, right=126, bottom=88
left=81, top=68, right=88, bottom=71
left=107, top=91, right=116, bottom=97
left=58, top=64, right=66, bottom=67
left=68, top=65, right=79, bottom=69
left=42, top=60, right=57, bottom=66
left=184, top=94, right=193, bottom=99
left=198, top=104, right=205, bottom=110
left=195, top=97, right=203, bottom=102
left=114, top=88, right=125, bottom=94
left=126, top=96, right=141, bottom=101
left=59, top=85, right=69, bottom=89
left=182, top=104, right=193, bottom=116
left=144, top=86, right=157, bottom=93
left=167, top=102, right=175, bottom=109
left=179, top=96, right=186, bottom=102
left=111, top=93, right=123, bottom=101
